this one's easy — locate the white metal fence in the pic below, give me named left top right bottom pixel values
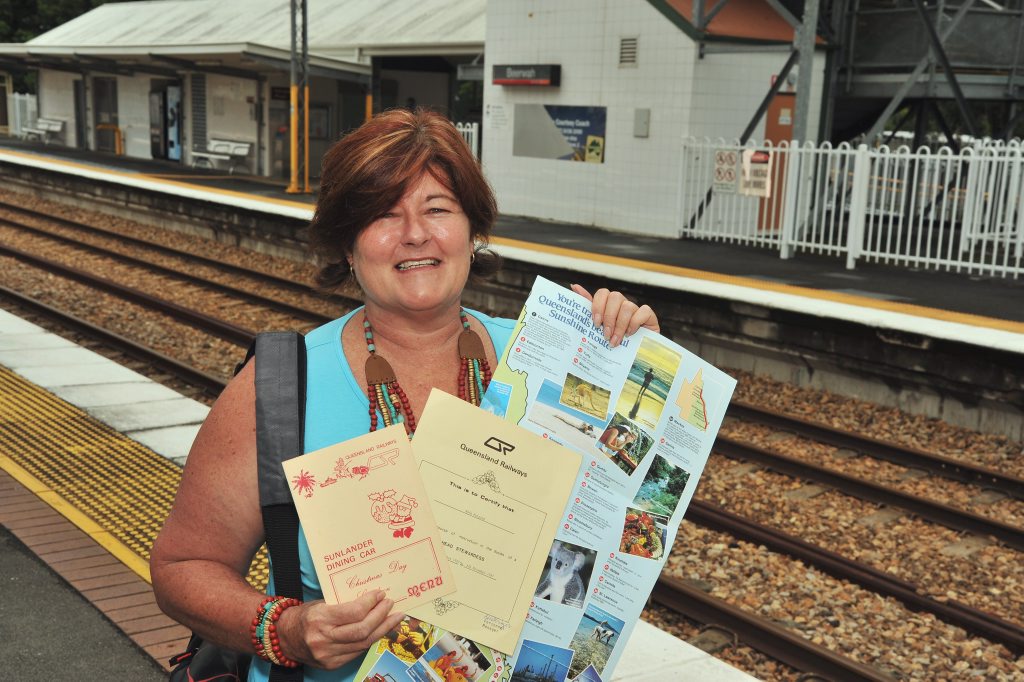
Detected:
left=456, top=121, right=479, bottom=159
left=680, top=138, right=1024, bottom=277
left=7, top=93, right=37, bottom=138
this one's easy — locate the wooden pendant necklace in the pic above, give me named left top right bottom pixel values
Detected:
left=363, top=309, right=492, bottom=435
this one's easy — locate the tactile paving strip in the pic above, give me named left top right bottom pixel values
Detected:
left=0, top=365, right=268, bottom=588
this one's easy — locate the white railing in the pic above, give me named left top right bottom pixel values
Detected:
left=456, top=121, right=479, bottom=159
left=8, top=93, right=37, bottom=138
left=680, top=138, right=1024, bottom=277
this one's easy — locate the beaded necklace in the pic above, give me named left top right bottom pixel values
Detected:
left=363, top=309, right=492, bottom=435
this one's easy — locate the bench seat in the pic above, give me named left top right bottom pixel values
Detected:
left=23, top=118, right=65, bottom=144
left=192, top=139, right=252, bottom=174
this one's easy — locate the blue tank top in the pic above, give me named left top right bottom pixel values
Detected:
left=249, top=307, right=515, bottom=682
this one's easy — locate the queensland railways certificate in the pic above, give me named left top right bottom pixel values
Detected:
left=282, top=424, right=455, bottom=612
left=406, top=390, right=582, bottom=654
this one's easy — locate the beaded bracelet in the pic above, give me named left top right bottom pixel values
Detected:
left=249, top=596, right=302, bottom=668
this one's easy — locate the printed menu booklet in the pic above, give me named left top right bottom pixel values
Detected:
left=483, top=276, right=737, bottom=682
left=282, top=424, right=455, bottom=611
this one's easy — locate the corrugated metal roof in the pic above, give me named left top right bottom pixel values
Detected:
left=29, top=0, right=485, bottom=52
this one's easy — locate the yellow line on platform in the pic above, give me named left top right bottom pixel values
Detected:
left=0, top=454, right=152, bottom=583
left=492, top=236, right=1024, bottom=335
left=147, top=173, right=236, bottom=180
left=0, top=148, right=313, bottom=211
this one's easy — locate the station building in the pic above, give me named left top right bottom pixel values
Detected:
left=0, top=0, right=822, bottom=238
left=481, top=0, right=825, bottom=237
left=0, top=0, right=485, bottom=179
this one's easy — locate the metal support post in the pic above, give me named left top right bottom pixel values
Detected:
left=286, top=0, right=300, bottom=194
left=302, top=0, right=310, bottom=193
left=845, top=145, right=871, bottom=269
left=792, top=0, right=820, bottom=144
left=779, top=144, right=803, bottom=259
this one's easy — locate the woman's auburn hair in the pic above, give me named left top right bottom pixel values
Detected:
left=308, top=108, right=500, bottom=290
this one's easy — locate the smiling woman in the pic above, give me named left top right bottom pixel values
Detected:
left=150, top=109, right=660, bottom=682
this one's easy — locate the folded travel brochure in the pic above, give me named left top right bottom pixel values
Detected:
left=481, top=276, right=737, bottom=681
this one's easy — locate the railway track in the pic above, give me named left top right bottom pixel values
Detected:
left=728, top=402, right=1024, bottom=499
left=2, top=200, right=1022, bottom=679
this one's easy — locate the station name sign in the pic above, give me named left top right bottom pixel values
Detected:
left=493, top=64, right=561, bottom=87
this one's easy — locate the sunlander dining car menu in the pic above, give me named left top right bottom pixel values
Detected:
left=482, top=277, right=737, bottom=682
left=282, top=424, right=455, bottom=612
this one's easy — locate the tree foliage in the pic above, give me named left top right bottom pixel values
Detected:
left=0, top=1, right=145, bottom=43
left=1, top=1, right=146, bottom=90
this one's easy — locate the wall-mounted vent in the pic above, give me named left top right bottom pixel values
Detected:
left=619, top=37, right=638, bottom=66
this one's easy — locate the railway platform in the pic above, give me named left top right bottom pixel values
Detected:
left=1, top=137, right=1021, bottom=328
left=0, top=307, right=756, bottom=680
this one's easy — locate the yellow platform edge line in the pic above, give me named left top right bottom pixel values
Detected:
left=0, top=453, right=152, bottom=583
left=0, top=148, right=313, bottom=212
left=492, top=236, right=1024, bottom=335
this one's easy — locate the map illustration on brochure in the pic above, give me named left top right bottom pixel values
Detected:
left=484, top=276, right=737, bottom=682
left=282, top=424, right=455, bottom=612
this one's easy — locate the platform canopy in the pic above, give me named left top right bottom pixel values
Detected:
left=0, top=0, right=485, bottom=81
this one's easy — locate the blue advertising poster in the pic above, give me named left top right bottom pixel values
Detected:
left=513, top=104, right=606, bottom=163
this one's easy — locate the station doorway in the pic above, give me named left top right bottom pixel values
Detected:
left=92, top=77, right=119, bottom=153
left=149, top=80, right=183, bottom=162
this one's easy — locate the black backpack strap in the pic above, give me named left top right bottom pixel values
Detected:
left=253, top=331, right=307, bottom=682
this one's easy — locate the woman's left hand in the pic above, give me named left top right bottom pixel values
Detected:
left=571, top=284, right=659, bottom=348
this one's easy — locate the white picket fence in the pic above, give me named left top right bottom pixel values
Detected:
left=456, top=121, right=479, bottom=159
left=680, top=138, right=1024, bottom=277
left=7, top=93, right=37, bottom=138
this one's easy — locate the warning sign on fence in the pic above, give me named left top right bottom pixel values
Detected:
left=740, top=149, right=772, bottom=198
left=713, top=149, right=739, bottom=194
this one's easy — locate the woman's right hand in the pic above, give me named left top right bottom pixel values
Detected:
left=278, top=591, right=405, bottom=669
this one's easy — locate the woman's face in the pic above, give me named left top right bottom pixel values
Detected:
left=350, top=170, right=473, bottom=316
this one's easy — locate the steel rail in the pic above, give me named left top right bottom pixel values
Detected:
left=0, top=217, right=333, bottom=325
left=729, top=400, right=1024, bottom=498
left=714, top=436, right=1024, bottom=552
left=0, top=243, right=255, bottom=347
left=688, top=500, right=1024, bottom=653
left=0, top=199, right=347, bottom=299
left=652, top=574, right=891, bottom=682
left=0, top=285, right=228, bottom=396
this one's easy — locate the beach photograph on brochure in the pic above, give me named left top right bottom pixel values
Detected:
left=527, top=379, right=606, bottom=450
left=567, top=604, right=626, bottom=679
left=611, top=337, right=681, bottom=430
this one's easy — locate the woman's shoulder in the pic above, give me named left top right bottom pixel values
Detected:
left=465, top=308, right=516, bottom=334
left=305, top=307, right=363, bottom=350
